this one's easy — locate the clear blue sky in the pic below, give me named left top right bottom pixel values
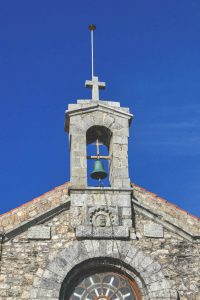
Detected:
left=0, top=1, right=200, bottom=217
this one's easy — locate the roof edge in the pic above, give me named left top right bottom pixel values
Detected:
left=132, top=183, right=200, bottom=222
left=0, top=182, right=71, bottom=218
left=1, top=181, right=199, bottom=228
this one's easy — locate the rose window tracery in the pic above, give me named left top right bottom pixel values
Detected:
left=69, top=272, right=138, bottom=300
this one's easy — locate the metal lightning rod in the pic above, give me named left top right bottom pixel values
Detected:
left=88, top=24, right=96, bottom=78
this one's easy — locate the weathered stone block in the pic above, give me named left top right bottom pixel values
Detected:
left=28, top=226, right=51, bottom=240
left=129, top=228, right=137, bottom=240
left=76, top=225, right=129, bottom=239
left=144, top=223, right=164, bottom=238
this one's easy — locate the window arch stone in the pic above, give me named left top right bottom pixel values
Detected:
left=31, top=240, right=178, bottom=300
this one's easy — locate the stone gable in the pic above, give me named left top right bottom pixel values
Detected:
left=0, top=182, right=199, bottom=299
left=0, top=182, right=199, bottom=238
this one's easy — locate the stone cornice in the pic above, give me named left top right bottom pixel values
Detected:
left=68, top=186, right=134, bottom=195
left=65, top=103, right=133, bottom=131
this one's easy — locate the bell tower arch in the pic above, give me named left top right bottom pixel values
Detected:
left=86, top=125, right=111, bottom=186
left=65, top=99, right=133, bottom=188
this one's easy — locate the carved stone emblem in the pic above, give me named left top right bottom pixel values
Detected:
left=90, top=208, right=114, bottom=227
left=95, top=214, right=107, bottom=227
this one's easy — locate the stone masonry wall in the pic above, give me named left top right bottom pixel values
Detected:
left=0, top=209, right=75, bottom=299
left=0, top=198, right=199, bottom=298
left=134, top=210, right=200, bottom=300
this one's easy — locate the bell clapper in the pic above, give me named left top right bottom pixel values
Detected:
left=96, top=139, right=100, bottom=158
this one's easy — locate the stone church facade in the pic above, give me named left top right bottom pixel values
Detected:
left=0, top=78, right=199, bottom=300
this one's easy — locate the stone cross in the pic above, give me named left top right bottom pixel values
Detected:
left=85, top=76, right=106, bottom=100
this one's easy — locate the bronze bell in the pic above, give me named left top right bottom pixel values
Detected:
left=91, top=159, right=107, bottom=180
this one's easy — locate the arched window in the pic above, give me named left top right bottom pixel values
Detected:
left=86, top=126, right=112, bottom=187
left=60, top=259, right=142, bottom=300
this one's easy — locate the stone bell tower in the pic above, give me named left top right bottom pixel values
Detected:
left=65, top=92, right=132, bottom=189
left=64, top=25, right=134, bottom=239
